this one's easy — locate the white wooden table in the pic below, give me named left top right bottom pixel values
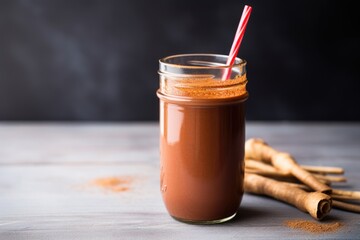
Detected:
left=0, top=122, right=359, bottom=239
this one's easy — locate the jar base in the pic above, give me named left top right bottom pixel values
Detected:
left=171, top=212, right=237, bottom=225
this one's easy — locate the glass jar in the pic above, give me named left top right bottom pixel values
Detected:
left=157, top=54, right=248, bottom=224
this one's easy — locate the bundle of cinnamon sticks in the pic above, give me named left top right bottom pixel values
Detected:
left=244, top=138, right=360, bottom=220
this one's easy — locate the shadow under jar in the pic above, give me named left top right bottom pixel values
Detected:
left=157, top=54, right=248, bottom=224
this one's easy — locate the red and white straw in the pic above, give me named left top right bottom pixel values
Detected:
left=222, top=5, right=252, bottom=80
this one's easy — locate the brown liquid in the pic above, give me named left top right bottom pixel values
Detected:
left=158, top=90, right=247, bottom=222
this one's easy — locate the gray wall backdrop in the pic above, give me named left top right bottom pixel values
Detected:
left=0, top=0, right=359, bottom=121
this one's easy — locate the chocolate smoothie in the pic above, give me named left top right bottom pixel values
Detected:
left=157, top=54, right=248, bottom=223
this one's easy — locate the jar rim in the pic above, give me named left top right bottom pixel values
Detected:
left=159, top=53, right=246, bottom=70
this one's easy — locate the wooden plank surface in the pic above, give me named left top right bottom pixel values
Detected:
left=0, top=122, right=359, bottom=239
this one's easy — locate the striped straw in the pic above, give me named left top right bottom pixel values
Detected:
left=222, top=5, right=252, bottom=80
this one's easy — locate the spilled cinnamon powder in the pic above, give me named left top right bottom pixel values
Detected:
left=284, top=219, right=343, bottom=234
left=92, top=177, right=132, bottom=192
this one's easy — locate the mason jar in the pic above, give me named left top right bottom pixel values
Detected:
left=157, top=54, right=248, bottom=224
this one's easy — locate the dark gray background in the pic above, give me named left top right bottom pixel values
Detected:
left=0, top=0, right=359, bottom=121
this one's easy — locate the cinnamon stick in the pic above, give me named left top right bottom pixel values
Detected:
left=332, top=200, right=360, bottom=213
left=245, top=138, right=332, bottom=194
left=244, top=173, right=332, bottom=220
left=332, top=189, right=360, bottom=200
left=312, top=174, right=347, bottom=183
left=245, top=159, right=281, bottom=174
left=245, top=167, right=331, bottom=185
left=301, top=165, right=344, bottom=175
